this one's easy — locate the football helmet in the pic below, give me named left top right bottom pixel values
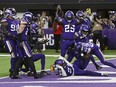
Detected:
left=33, top=14, right=40, bottom=22
left=23, top=12, right=33, bottom=23
left=54, top=59, right=67, bottom=76
left=8, top=8, right=17, bottom=16
left=50, top=59, right=66, bottom=75
left=65, top=10, right=74, bottom=22
left=80, top=24, right=90, bottom=37
left=31, top=22, right=38, bottom=30
left=54, top=59, right=67, bottom=68
left=4, top=8, right=17, bottom=18
left=76, top=10, right=85, bottom=20
left=53, top=58, right=74, bottom=76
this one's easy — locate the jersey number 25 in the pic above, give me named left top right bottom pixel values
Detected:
left=65, top=25, right=75, bottom=32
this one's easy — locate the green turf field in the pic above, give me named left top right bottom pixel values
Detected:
left=0, top=49, right=116, bottom=77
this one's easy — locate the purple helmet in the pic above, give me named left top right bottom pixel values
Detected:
left=80, top=24, right=90, bottom=37
left=54, top=59, right=67, bottom=68
left=23, top=12, right=33, bottom=23
left=31, top=22, right=38, bottom=30
left=65, top=10, right=74, bottom=22
left=5, top=8, right=16, bottom=18
left=76, top=10, right=85, bottom=19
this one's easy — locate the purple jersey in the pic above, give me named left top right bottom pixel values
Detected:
left=75, top=17, right=91, bottom=32
left=73, top=58, right=102, bottom=76
left=63, top=65, right=74, bottom=76
left=75, top=31, right=89, bottom=44
left=20, top=18, right=30, bottom=41
left=1, top=18, right=19, bottom=39
left=61, top=18, right=77, bottom=39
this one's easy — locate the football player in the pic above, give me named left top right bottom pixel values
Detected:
left=0, top=8, right=21, bottom=78
left=55, top=10, right=79, bottom=57
left=12, top=12, right=41, bottom=79
left=74, top=41, right=116, bottom=69
left=51, top=56, right=108, bottom=77
left=20, top=53, right=47, bottom=77
left=29, top=22, right=48, bottom=53
left=87, top=42, right=116, bottom=69
left=75, top=10, right=92, bottom=33
left=67, top=24, right=101, bottom=70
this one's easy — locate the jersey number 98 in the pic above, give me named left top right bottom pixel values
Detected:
left=11, top=24, right=19, bottom=31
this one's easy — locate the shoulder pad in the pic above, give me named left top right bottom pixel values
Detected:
left=1, top=18, right=7, bottom=23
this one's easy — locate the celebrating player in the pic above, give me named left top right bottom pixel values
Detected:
left=55, top=9, right=79, bottom=57
left=66, top=24, right=101, bottom=70
left=0, top=8, right=22, bottom=78
left=11, top=12, right=41, bottom=79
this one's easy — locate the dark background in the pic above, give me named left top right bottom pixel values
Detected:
left=0, top=0, right=115, bottom=3
left=0, top=0, right=115, bottom=19
left=0, top=0, right=116, bottom=12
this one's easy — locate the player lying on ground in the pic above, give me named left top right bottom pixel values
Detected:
left=51, top=56, right=108, bottom=76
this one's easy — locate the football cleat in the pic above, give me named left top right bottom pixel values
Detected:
left=102, top=73, right=109, bottom=77
left=10, top=72, right=21, bottom=79
left=9, top=69, right=13, bottom=78
left=34, top=73, right=43, bottom=79
left=27, top=71, right=33, bottom=76
left=96, top=65, right=102, bottom=70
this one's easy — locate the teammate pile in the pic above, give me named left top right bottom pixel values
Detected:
left=0, top=5, right=116, bottom=79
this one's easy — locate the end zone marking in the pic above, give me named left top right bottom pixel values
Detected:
left=21, top=85, right=47, bottom=87
left=0, top=79, right=116, bottom=84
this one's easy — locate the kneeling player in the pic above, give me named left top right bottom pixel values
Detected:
left=20, top=53, right=47, bottom=77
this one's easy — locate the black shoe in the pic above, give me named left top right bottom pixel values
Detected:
left=40, top=71, right=51, bottom=76
left=9, top=69, right=13, bottom=77
left=40, top=71, right=47, bottom=77
left=11, top=76, right=21, bottom=79
left=27, top=71, right=33, bottom=76
left=34, top=73, right=42, bottom=79
left=10, top=71, right=21, bottom=79
left=11, top=74, right=21, bottom=79
left=96, top=65, right=102, bottom=70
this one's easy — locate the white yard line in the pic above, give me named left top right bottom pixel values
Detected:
left=0, top=76, right=9, bottom=79
left=0, top=78, right=116, bottom=84
left=1, top=54, right=116, bottom=57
